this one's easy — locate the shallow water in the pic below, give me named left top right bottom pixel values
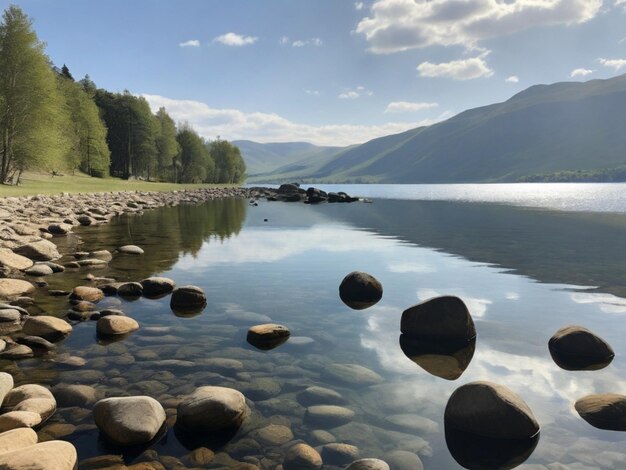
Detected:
left=13, top=189, right=626, bottom=469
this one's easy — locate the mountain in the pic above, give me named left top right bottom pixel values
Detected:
left=249, top=73, right=626, bottom=183
left=234, top=140, right=345, bottom=176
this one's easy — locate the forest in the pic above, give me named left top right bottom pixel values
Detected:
left=0, top=5, right=246, bottom=185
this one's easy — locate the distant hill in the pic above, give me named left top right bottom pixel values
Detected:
left=248, top=73, right=626, bottom=183
left=233, top=140, right=345, bottom=176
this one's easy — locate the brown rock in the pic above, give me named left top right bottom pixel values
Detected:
left=549, top=325, right=614, bottom=370
left=401, top=295, right=476, bottom=341
left=575, top=393, right=626, bottom=431
left=339, top=271, right=383, bottom=310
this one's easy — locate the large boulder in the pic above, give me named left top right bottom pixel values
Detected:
left=0, top=411, right=41, bottom=433
left=93, top=396, right=166, bottom=446
left=549, top=325, right=614, bottom=370
left=22, top=316, right=72, bottom=342
left=0, top=428, right=38, bottom=455
left=0, top=249, right=33, bottom=271
left=339, top=272, right=383, bottom=310
left=0, top=279, right=35, bottom=300
left=69, top=286, right=104, bottom=303
left=575, top=393, right=626, bottom=431
left=401, top=296, right=476, bottom=341
left=0, top=440, right=77, bottom=469
left=96, top=316, right=139, bottom=336
left=444, top=381, right=539, bottom=440
left=177, top=386, right=247, bottom=433
left=141, top=277, right=176, bottom=297
left=247, top=324, right=290, bottom=350
left=52, top=384, right=97, bottom=407
left=14, top=240, right=60, bottom=261
left=170, top=285, right=207, bottom=312
left=3, top=384, right=57, bottom=425
left=283, top=443, right=322, bottom=470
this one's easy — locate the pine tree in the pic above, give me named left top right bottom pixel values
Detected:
left=154, top=107, right=179, bottom=180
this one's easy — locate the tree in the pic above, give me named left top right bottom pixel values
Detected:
left=60, top=63, right=73, bottom=81
left=0, top=5, right=66, bottom=183
left=78, top=74, right=97, bottom=97
left=154, top=107, right=179, bottom=180
left=209, top=138, right=246, bottom=183
left=176, top=123, right=214, bottom=183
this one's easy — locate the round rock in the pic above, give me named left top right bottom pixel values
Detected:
left=96, top=316, right=139, bottom=336
left=575, top=393, right=626, bottom=431
left=324, top=363, right=383, bottom=387
left=549, top=325, right=614, bottom=370
left=401, top=295, right=476, bottom=341
left=384, top=451, right=424, bottom=470
left=93, top=396, right=166, bottom=446
left=305, top=405, right=355, bottom=427
left=346, top=459, right=390, bottom=470
left=0, top=440, right=77, bottom=469
left=339, top=271, right=383, bottom=310
left=22, top=316, right=72, bottom=342
left=69, top=286, right=104, bottom=303
left=141, top=277, right=176, bottom=297
left=298, top=386, right=345, bottom=407
left=170, top=285, right=207, bottom=312
left=321, top=443, right=359, bottom=466
left=14, top=240, right=60, bottom=261
left=117, top=282, right=143, bottom=298
left=0, top=279, right=35, bottom=300
left=247, top=324, right=290, bottom=350
left=444, top=381, right=539, bottom=440
left=283, top=443, right=322, bottom=470
left=118, top=245, right=144, bottom=255
left=177, top=386, right=247, bottom=433
left=0, top=248, right=33, bottom=271
left=0, top=428, right=38, bottom=454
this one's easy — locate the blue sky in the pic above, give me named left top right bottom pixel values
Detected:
left=4, top=0, right=626, bottom=145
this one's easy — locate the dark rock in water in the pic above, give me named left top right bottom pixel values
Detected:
left=278, top=183, right=300, bottom=193
left=399, top=334, right=475, bottom=380
left=445, top=424, right=539, bottom=470
left=16, top=335, right=56, bottom=351
left=176, top=386, right=247, bottom=434
left=170, top=285, right=207, bottom=313
left=575, top=393, right=626, bottom=431
left=141, top=277, right=176, bottom=298
left=321, top=443, right=359, bottom=466
left=549, top=325, right=614, bottom=371
left=246, top=323, right=290, bottom=350
left=117, top=282, right=143, bottom=299
left=306, top=187, right=328, bottom=204
left=100, top=283, right=124, bottom=296
left=339, top=271, right=383, bottom=310
left=401, top=295, right=476, bottom=341
left=445, top=381, right=539, bottom=440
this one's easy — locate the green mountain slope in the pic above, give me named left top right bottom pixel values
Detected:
left=254, top=73, right=626, bottom=183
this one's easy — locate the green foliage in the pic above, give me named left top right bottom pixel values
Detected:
left=176, top=124, right=214, bottom=183
left=519, top=165, right=626, bottom=182
left=154, top=107, right=179, bottom=179
left=209, top=138, right=246, bottom=183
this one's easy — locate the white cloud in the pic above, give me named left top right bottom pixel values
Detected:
left=213, top=32, right=258, bottom=47
left=338, top=86, right=374, bottom=99
left=417, top=54, right=493, bottom=80
left=356, top=0, right=603, bottom=54
left=570, top=68, right=594, bottom=78
left=385, top=101, right=439, bottom=113
left=598, top=57, right=626, bottom=71
left=179, top=39, right=200, bottom=48
left=142, top=93, right=440, bottom=146
left=355, top=1, right=365, bottom=10
left=505, top=75, right=519, bottom=83
left=279, top=36, right=290, bottom=45
left=304, top=89, right=321, bottom=96
left=291, top=38, right=323, bottom=47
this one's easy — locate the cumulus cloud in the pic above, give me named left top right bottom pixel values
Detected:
left=356, top=0, right=603, bottom=54
left=385, top=101, right=439, bottom=113
left=570, top=68, right=594, bottom=78
left=505, top=75, right=519, bottom=83
left=417, top=54, right=493, bottom=80
left=179, top=39, right=200, bottom=48
left=599, top=57, right=626, bottom=70
left=142, top=94, right=440, bottom=146
left=213, top=32, right=258, bottom=47
left=338, top=86, right=374, bottom=99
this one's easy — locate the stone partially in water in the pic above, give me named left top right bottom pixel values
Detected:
left=117, top=245, right=144, bottom=255
left=93, top=396, right=166, bottom=446
left=246, top=324, right=290, bottom=350
left=177, top=386, right=247, bottom=434
left=69, top=286, right=104, bottom=303
left=304, top=405, right=355, bottom=427
left=117, top=282, right=143, bottom=298
left=0, top=248, right=33, bottom=271
left=399, top=335, right=475, bottom=380
left=52, top=384, right=97, bottom=407
left=141, top=277, right=176, bottom=298
left=24, top=264, right=53, bottom=277
left=321, top=443, right=359, bottom=465
left=549, top=325, right=614, bottom=371
left=283, top=443, right=322, bottom=470
left=96, top=316, right=139, bottom=336
left=170, top=285, right=207, bottom=313
left=0, top=279, right=35, bottom=300
left=346, top=459, right=390, bottom=470
left=0, top=440, right=77, bottom=469
left=444, top=381, right=539, bottom=440
left=575, top=393, right=626, bottom=431
left=22, top=316, right=72, bottom=342
left=339, top=272, right=383, bottom=310
left=401, top=296, right=476, bottom=342
left=14, top=240, right=60, bottom=261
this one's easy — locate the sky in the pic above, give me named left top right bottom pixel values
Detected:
left=3, top=0, right=626, bottom=146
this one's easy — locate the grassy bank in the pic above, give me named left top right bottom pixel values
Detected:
left=0, top=171, right=238, bottom=197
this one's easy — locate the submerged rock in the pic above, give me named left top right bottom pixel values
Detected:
left=297, top=386, right=345, bottom=407
left=321, top=443, right=359, bottom=465
left=401, top=295, right=476, bottom=342
left=304, top=405, right=355, bottom=427
left=324, top=363, right=383, bottom=387
left=247, top=323, right=290, bottom=350
left=575, top=393, right=626, bottom=431
left=339, top=272, right=383, bottom=310
left=549, top=325, right=614, bottom=371
left=177, top=386, right=247, bottom=433
left=383, top=451, right=424, bottom=470
left=283, top=443, right=322, bottom=470
left=346, top=459, right=390, bottom=470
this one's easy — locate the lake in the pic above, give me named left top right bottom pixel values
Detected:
left=21, top=184, right=626, bottom=469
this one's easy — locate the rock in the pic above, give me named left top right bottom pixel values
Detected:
left=4, top=385, right=56, bottom=422
left=0, top=411, right=41, bottom=432
left=0, top=373, right=14, bottom=407
left=77, top=215, right=95, bottom=226
left=339, top=272, right=383, bottom=310
left=117, top=245, right=144, bottom=255
left=99, top=283, right=123, bottom=295
left=0, top=440, right=77, bottom=469
left=250, top=424, right=294, bottom=446
left=444, top=381, right=539, bottom=439
left=0, top=344, right=33, bottom=359
left=183, top=447, right=215, bottom=467
left=385, top=414, right=438, bottom=434
left=401, top=295, right=476, bottom=341
left=69, top=286, right=104, bottom=303
left=0, top=309, right=22, bottom=334
left=283, top=443, right=322, bottom=470
left=202, top=357, right=244, bottom=375
left=305, top=405, right=355, bottom=427
left=93, top=396, right=166, bottom=446
left=177, top=386, right=247, bottom=433
left=383, top=451, right=424, bottom=470
left=96, top=316, right=139, bottom=336
left=117, top=282, right=143, bottom=298
left=24, top=264, right=53, bottom=277
left=298, top=386, right=345, bottom=407
left=22, top=316, right=72, bottom=342
left=575, top=393, right=626, bottom=431
left=0, top=428, right=38, bottom=454
left=76, top=258, right=108, bottom=267
left=0, top=249, right=33, bottom=271
left=399, top=335, right=476, bottom=380
left=16, top=336, right=55, bottom=352
left=324, top=363, right=383, bottom=386
left=14, top=240, right=60, bottom=261
left=140, top=277, right=176, bottom=297
left=89, top=250, right=113, bottom=262
left=247, top=323, right=290, bottom=350
left=0, top=279, right=35, bottom=300
left=321, top=443, right=359, bottom=466
left=346, top=459, right=390, bottom=470
left=40, top=262, right=64, bottom=273
left=47, top=223, right=72, bottom=235
left=310, top=429, right=336, bottom=445
left=52, top=384, right=97, bottom=407
left=240, top=378, right=282, bottom=401
left=549, top=325, right=614, bottom=370
left=52, top=355, right=86, bottom=368
left=170, top=285, right=206, bottom=312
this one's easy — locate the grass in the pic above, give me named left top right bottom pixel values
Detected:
left=0, top=171, right=238, bottom=197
